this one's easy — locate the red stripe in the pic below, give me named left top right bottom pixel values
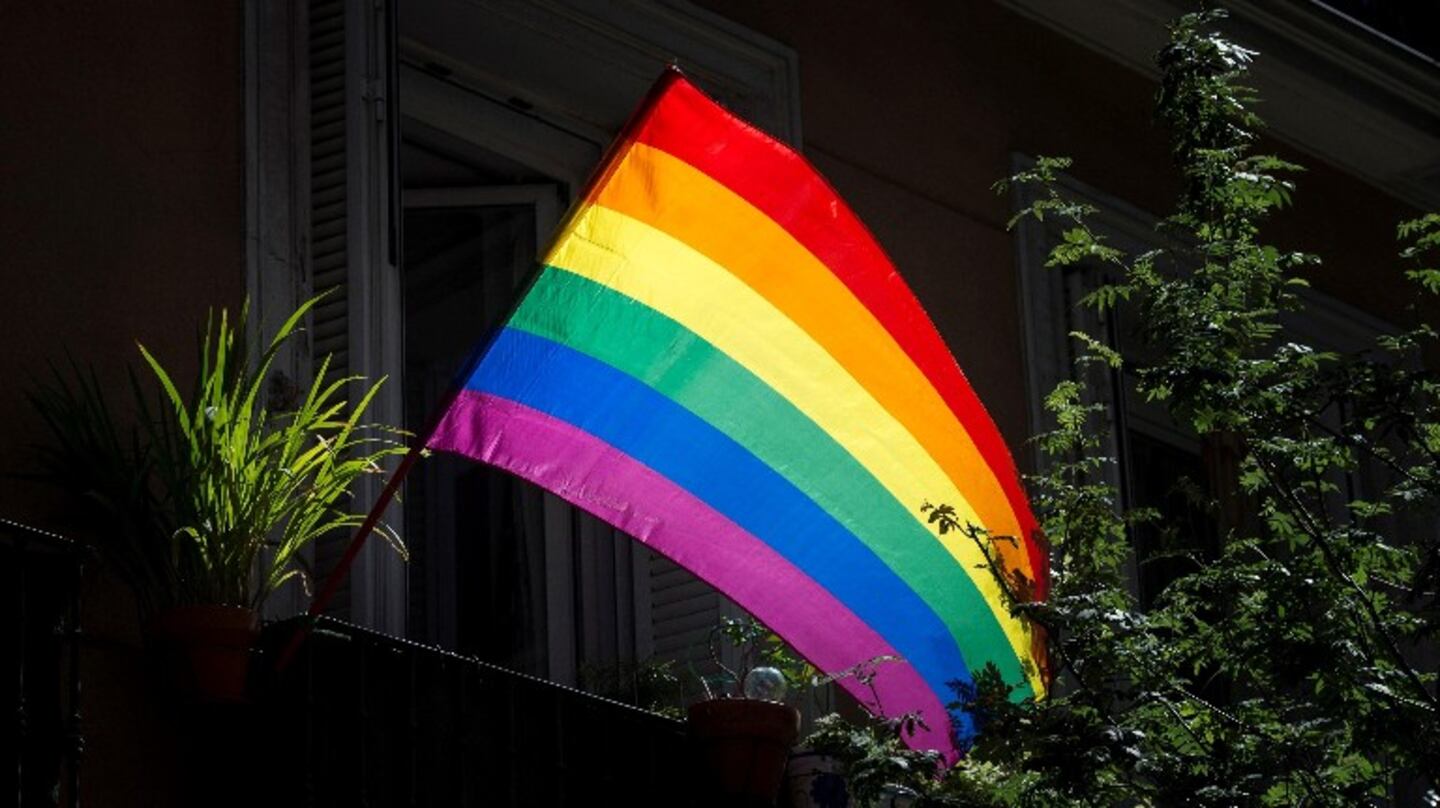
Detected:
left=632, top=76, right=1046, bottom=596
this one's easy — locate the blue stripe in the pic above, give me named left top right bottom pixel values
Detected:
left=468, top=327, right=976, bottom=739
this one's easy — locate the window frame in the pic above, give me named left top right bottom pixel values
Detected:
left=1010, top=152, right=1400, bottom=600
left=247, top=0, right=803, bottom=682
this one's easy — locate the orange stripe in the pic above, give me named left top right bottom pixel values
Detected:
left=590, top=142, right=1035, bottom=586
left=633, top=78, right=1045, bottom=600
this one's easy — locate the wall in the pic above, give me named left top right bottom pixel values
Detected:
left=0, top=0, right=1430, bottom=801
left=694, top=0, right=1423, bottom=457
left=0, top=2, right=248, bottom=524
left=0, top=4, right=248, bottom=805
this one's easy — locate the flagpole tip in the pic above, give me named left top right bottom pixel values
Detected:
left=651, top=62, right=689, bottom=97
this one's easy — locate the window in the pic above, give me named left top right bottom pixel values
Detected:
left=249, top=0, right=801, bottom=687
left=1011, top=155, right=1397, bottom=604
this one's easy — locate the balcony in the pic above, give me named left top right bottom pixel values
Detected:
left=255, top=616, right=690, bottom=806
left=0, top=519, right=83, bottom=807
left=2, top=519, right=692, bottom=807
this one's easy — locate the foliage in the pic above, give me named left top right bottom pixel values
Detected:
left=811, top=9, right=1440, bottom=806
left=28, top=297, right=406, bottom=615
left=698, top=615, right=918, bottom=728
left=703, top=616, right=823, bottom=702
left=804, top=713, right=942, bottom=806
left=578, top=615, right=857, bottom=717
left=578, top=657, right=688, bottom=719
left=803, top=706, right=1036, bottom=808
left=28, top=360, right=177, bottom=615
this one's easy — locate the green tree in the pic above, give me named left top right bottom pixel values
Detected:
left=807, top=10, right=1440, bottom=807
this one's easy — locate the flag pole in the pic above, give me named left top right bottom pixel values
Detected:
left=272, top=445, right=417, bottom=671
left=273, top=319, right=483, bottom=672
left=272, top=65, right=692, bottom=673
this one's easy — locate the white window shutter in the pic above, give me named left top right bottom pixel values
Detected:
left=306, top=0, right=406, bottom=633
left=306, top=0, right=354, bottom=620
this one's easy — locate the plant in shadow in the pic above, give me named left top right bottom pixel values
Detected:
left=805, top=9, right=1440, bottom=807
left=28, top=296, right=407, bottom=617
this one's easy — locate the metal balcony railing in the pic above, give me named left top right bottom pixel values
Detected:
left=255, top=616, right=690, bottom=807
left=0, top=519, right=84, bottom=808
left=0, top=517, right=689, bottom=807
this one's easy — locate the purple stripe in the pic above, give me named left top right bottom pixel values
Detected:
left=430, top=389, right=958, bottom=759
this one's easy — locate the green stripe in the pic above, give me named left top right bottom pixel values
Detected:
left=511, top=267, right=1031, bottom=695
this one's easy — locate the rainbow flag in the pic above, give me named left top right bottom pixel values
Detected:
left=426, top=70, right=1046, bottom=757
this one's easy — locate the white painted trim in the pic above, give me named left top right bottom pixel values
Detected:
left=994, top=0, right=1440, bottom=210
left=343, top=0, right=408, bottom=636
left=243, top=0, right=311, bottom=423
left=1287, top=287, right=1401, bottom=356
left=399, top=62, right=601, bottom=189
left=1010, top=153, right=1165, bottom=462
left=405, top=185, right=562, bottom=253
left=253, top=0, right=801, bottom=661
left=245, top=0, right=315, bottom=620
left=392, top=0, right=797, bottom=675
left=1010, top=150, right=1402, bottom=595
left=397, top=0, right=802, bottom=145
left=645, top=0, right=804, bottom=144
left=404, top=182, right=586, bottom=680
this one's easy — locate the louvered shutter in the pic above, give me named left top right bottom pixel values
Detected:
left=295, top=0, right=795, bottom=650
left=650, top=555, right=738, bottom=691
left=303, top=0, right=404, bottom=629
left=307, top=0, right=355, bottom=620
left=309, top=0, right=350, bottom=385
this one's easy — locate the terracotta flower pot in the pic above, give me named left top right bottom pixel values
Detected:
left=687, top=698, right=800, bottom=806
left=149, top=604, right=259, bottom=703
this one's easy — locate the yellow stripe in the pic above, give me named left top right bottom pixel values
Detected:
left=545, top=203, right=1041, bottom=691
left=593, top=143, right=1034, bottom=586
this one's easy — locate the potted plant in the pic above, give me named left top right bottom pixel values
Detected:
left=28, top=297, right=404, bottom=701
left=782, top=652, right=919, bottom=808
left=798, top=712, right=934, bottom=808
left=686, top=618, right=817, bottom=806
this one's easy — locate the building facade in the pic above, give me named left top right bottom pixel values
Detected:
left=2, top=1, right=1437, bottom=804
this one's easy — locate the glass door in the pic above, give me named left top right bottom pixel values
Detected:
left=402, top=185, right=556, bottom=674
left=399, top=91, right=646, bottom=685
